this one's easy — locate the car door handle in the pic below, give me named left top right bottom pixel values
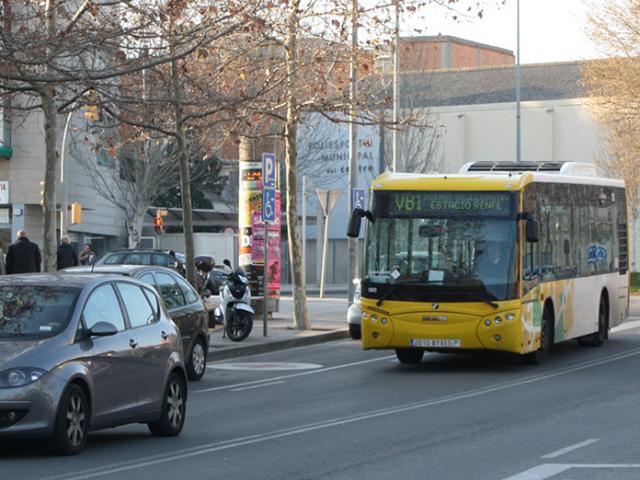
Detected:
left=161, top=331, right=169, bottom=340
left=129, top=339, right=138, bottom=349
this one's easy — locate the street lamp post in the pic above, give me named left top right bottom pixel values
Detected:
left=515, top=0, right=522, bottom=163
left=60, top=108, right=74, bottom=236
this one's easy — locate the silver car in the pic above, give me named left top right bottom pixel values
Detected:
left=0, top=274, right=188, bottom=454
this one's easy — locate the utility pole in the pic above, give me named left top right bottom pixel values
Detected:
left=348, top=0, right=359, bottom=303
left=392, top=0, right=400, bottom=172
left=515, top=0, right=522, bottom=163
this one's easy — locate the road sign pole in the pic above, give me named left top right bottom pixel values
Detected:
left=262, top=152, right=277, bottom=336
left=263, top=220, right=268, bottom=337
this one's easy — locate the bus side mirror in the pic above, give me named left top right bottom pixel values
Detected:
left=526, top=218, right=539, bottom=243
left=347, top=209, right=364, bottom=238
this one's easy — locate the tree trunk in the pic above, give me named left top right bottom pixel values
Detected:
left=285, top=0, right=309, bottom=330
left=171, top=58, right=196, bottom=286
left=41, top=90, right=58, bottom=272
left=41, top=0, right=57, bottom=272
left=127, top=208, right=145, bottom=248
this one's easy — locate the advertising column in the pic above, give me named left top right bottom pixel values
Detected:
left=237, top=138, right=281, bottom=314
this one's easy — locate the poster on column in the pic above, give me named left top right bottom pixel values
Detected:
left=238, top=162, right=263, bottom=267
left=252, top=192, right=281, bottom=291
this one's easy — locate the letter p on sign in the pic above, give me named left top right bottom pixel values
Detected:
left=262, top=153, right=276, bottom=188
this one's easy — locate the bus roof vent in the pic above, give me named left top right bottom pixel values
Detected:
left=459, top=161, right=598, bottom=176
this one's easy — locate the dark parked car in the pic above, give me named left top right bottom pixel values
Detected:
left=96, top=249, right=186, bottom=276
left=0, top=274, right=187, bottom=454
left=63, top=265, right=209, bottom=381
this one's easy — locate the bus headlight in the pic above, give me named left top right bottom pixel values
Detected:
left=484, top=319, right=491, bottom=327
left=361, top=311, right=369, bottom=320
left=371, top=314, right=378, bottom=323
left=506, top=313, right=515, bottom=321
left=380, top=317, right=388, bottom=325
left=494, top=316, right=502, bottom=325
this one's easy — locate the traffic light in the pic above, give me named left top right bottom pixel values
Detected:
left=83, top=90, right=102, bottom=122
left=70, top=203, right=82, bottom=224
left=154, top=214, right=164, bottom=234
left=39, top=181, right=45, bottom=207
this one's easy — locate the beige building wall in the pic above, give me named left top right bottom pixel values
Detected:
left=0, top=107, right=128, bottom=254
left=427, top=98, right=602, bottom=173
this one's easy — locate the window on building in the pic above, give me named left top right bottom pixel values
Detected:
left=2, top=120, right=11, bottom=148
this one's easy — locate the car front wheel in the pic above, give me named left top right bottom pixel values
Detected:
left=48, top=383, right=89, bottom=455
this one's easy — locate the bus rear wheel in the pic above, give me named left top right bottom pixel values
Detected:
left=523, top=306, right=553, bottom=365
left=579, top=296, right=608, bottom=347
left=395, top=349, right=424, bottom=364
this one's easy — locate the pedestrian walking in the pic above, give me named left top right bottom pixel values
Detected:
left=56, top=236, right=78, bottom=270
left=0, top=247, right=5, bottom=275
left=5, top=230, right=41, bottom=274
left=78, top=244, right=96, bottom=266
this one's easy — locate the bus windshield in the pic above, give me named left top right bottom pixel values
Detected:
left=364, top=191, right=518, bottom=301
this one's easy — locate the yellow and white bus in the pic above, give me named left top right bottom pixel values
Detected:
left=347, top=161, right=629, bottom=364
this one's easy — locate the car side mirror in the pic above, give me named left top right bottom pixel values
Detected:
left=223, top=259, right=232, bottom=269
left=88, top=321, right=118, bottom=337
left=168, top=261, right=179, bottom=269
left=526, top=218, right=539, bottom=243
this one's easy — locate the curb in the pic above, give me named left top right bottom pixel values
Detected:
left=206, top=329, right=351, bottom=361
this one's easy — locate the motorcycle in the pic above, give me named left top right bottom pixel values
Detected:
left=213, top=259, right=254, bottom=341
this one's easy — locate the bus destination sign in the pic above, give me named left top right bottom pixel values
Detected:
left=383, top=191, right=513, bottom=218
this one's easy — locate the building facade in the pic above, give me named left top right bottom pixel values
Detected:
left=0, top=107, right=128, bottom=257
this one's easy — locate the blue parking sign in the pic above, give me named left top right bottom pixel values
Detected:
left=352, top=188, right=366, bottom=210
left=262, top=153, right=276, bottom=188
left=263, top=187, right=276, bottom=222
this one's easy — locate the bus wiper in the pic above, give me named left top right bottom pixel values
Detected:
left=459, top=292, right=499, bottom=309
left=376, top=284, right=402, bottom=306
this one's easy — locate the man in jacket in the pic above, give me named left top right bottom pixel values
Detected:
left=5, top=230, right=42, bottom=274
left=56, top=235, right=78, bottom=270
left=0, top=247, right=5, bottom=275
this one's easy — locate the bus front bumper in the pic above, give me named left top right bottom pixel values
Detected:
left=361, top=306, right=525, bottom=354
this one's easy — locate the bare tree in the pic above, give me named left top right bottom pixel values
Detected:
left=583, top=0, right=640, bottom=234
left=0, top=0, right=218, bottom=271
left=69, top=125, right=178, bottom=246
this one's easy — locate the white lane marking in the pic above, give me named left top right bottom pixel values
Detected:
left=502, top=463, right=640, bottom=480
left=230, top=381, right=286, bottom=392
left=209, top=362, right=322, bottom=371
left=41, top=347, right=640, bottom=480
left=195, top=355, right=396, bottom=393
left=500, top=464, right=573, bottom=480
left=541, top=439, right=599, bottom=459
left=611, top=319, right=640, bottom=333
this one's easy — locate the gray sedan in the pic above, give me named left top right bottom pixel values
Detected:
left=0, top=274, right=188, bottom=454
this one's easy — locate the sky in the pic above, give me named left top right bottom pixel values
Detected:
left=405, top=0, right=602, bottom=64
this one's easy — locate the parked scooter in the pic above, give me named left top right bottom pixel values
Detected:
left=214, top=259, right=254, bottom=341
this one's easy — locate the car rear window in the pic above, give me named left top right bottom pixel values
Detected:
left=156, top=272, right=186, bottom=309
left=174, top=275, right=199, bottom=304
left=103, top=253, right=125, bottom=264
left=0, top=286, right=80, bottom=338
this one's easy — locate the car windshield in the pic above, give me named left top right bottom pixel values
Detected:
left=0, top=286, right=80, bottom=338
left=364, top=191, right=518, bottom=301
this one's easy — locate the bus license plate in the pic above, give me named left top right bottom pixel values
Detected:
left=410, top=338, right=461, bottom=348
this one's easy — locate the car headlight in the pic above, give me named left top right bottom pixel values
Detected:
left=0, top=368, right=47, bottom=388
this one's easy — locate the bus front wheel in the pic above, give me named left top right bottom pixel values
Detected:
left=523, top=306, right=553, bottom=365
left=395, top=349, right=424, bottom=364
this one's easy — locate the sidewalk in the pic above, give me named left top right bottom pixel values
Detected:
left=207, top=317, right=349, bottom=361
left=279, top=283, right=348, bottom=296
left=206, top=291, right=350, bottom=361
